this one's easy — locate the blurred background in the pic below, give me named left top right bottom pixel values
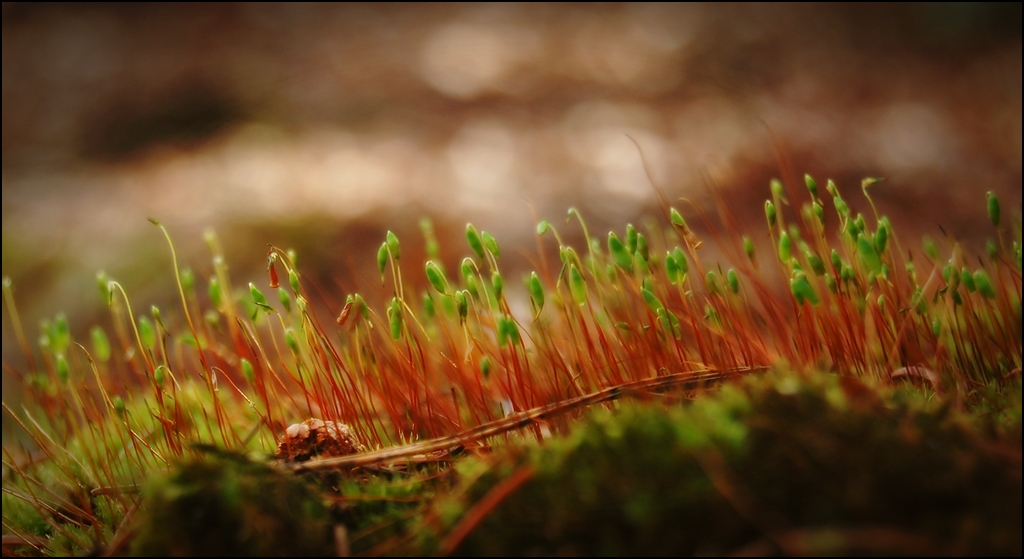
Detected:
left=2, top=4, right=1021, bottom=388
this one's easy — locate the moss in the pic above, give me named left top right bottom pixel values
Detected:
left=427, top=373, right=1022, bottom=556
left=332, top=471, right=440, bottom=556
left=3, top=180, right=1019, bottom=555
left=130, top=447, right=334, bottom=557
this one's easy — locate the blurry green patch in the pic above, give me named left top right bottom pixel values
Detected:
left=130, top=446, right=334, bottom=557
left=422, top=373, right=1022, bottom=556
left=332, top=470, right=440, bottom=556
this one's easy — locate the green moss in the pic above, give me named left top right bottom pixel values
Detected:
left=333, top=471, right=440, bottom=556
left=130, top=447, right=334, bottom=556
left=426, top=373, right=1022, bottom=556
left=3, top=179, right=1020, bottom=555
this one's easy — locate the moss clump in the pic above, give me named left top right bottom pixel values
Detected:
left=425, top=373, right=1022, bottom=556
left=3, top=182, right=1018, bottom=555
left=130, top=446, right=334, bottom=556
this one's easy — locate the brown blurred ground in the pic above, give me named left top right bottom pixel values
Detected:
left=2, top=4, right=1021, bottom=388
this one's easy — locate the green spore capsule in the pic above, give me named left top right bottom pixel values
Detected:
left=635, top=233, right=650, bottom=261
left=241, top=358, right=255, bottom=384
left=354, top=294, right=369, bottom=320
left=834, top=195, right=849, bottom=219
left=113, top=395, right=126, bottom=416
left=284, top=328, right=300, bottom=355
left=208, top=277, right=222, bottom=309
left=670, top=207, right=687, bottom=229
left=388, top=298, right=403, bottom=340
left=461, top=257, right=475, bottom=281
left=778, top=231, right=792, bottom=263
left=466, top=273, right=480, bottom=300
left=705, top=271, right=720, bottom=296
left=874, top=218, right=889, bottom=254
left=812, top=201, right=825, bottom=225
left=923, top=236, right=939, bottom=261
left=805, top=173, right=818, bottom=198
left=498, top=318, right=511, bottom=347
left=498, top=316, right=520, bottom=347
left=973, top=269, right=996, bottom=299
left=278, top=289, right=291, bottom=313
left=743, top=236, right=755, bottom=262
left=528, top=272, right=545, bottom=312
left=249, top=283, right=271, bottom=311
left=960, top=268, right=976, bottom=293
left=151, top=305, right=165, bottom=330
left=52, top=313, right=71, bottom=354
left=425, top=260, right=450, bottom=295
left=180, top=268, right=195, bottom=292
left=96, top=271, right=111, bottom=305
left=608, top=232, right=633, bottom=271
left=857, top=235, right=882, bottom=274
left=641, top=288, right=664, bottom=313
left=626, top=224, right=638, bottom=254
left=825, top=274, right=838, bottom=294
left=56, top=354, right=69, bottom=383
left=807, top=252, right=826, bottom=276
left=482, top=231, right=501, bottom=258
left=665, top=252, right=681, bottom=285
left=421, top=218, right=439, bottom=258
left=657, top=307, right=681, bottom=338
left=91, top=326, right=111, bottom=363
left=491, top=271, right=504, bottom=301
left=376, top=242, right=388, bottom=278
left=987, top=190, right=1001, bottom=227
left=790, top=273, right=820, bottom=306
left=911, top=287, right=927, bottom=314
left=455, top=290, right=469, bottom=321
left=673, top=247, right=688, bottom=275
left=944, top=262, right=959, bottom=291
left=386, top=230, right=401, bottom=261
left=569, top=265, right=587, bottom=306
left=466, top=224, right=485, bottom=260
left=139, top=316, right=156, bottom=349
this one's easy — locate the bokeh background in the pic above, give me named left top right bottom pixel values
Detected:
left=3, top=4, right=1021, bottom=408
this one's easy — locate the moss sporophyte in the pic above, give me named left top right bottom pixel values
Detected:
left=2, top=180, right=1020, bottom=555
